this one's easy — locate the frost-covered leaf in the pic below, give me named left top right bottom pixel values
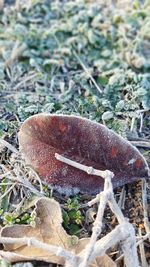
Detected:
left=115, top=100, right=125, bottom=111
left=18, top=114, right=149, bottom=194
left=102, top=111, right=114, bottom=121
left=0, top=198, right=116, bottom=267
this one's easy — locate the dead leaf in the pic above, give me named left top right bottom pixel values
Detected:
left=0, top=197, right=116, bottom=267
left=90, top=255, right=116, bottom=267
left=72, top=238, right=116, bottom=267
left=18, top=114, right=149, bottom=194
left=0, top=198, right=76, bottom=264
left=0, top=251, right=27, bottom=263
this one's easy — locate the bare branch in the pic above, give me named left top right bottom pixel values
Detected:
left=55, top=154, right=140, bottom=267
left=55, top=153, right=114, bottom=179
left=0, top=237, right=76, bottom=263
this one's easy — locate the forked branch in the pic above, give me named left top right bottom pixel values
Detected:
left=55, top=153, right=140, bottom=267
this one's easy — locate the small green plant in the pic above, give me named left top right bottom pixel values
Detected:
left=63, top=197, right=83, bottom=235
left=2, top=211, right=35, bottom=226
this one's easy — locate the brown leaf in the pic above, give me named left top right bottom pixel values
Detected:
left=18, top=114, right=149, bottom=194
left=72, top=238, right=116, bottom=267
left=0, top=251, right=27, bottom=263
left=1, top=198, right=76, bottom=264
left=89, top=255, right=116, bottom=267
left=0, top=198, right=116, bottom=267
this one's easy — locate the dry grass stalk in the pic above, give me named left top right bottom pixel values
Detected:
left=0, top=139, right=19, bottom=155
left=4, top=42, right=27, bottom=68
left=73, top=50, right=103, bottom=94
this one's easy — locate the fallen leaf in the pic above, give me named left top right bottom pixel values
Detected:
left=18, top=114, right=149, bottom=194
left=0, top=198, right=76, bottom=264
left=90, top=255, right=116, bottom=267
left=0, top=198, right=116, bottom=267
left=72, top=238, right=116, bottom=267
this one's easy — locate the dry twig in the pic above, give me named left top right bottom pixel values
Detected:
left=55, top=153, right=139, bottom=267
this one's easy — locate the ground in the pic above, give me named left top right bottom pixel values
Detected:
left=0, top=0, right=150, bottom=266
